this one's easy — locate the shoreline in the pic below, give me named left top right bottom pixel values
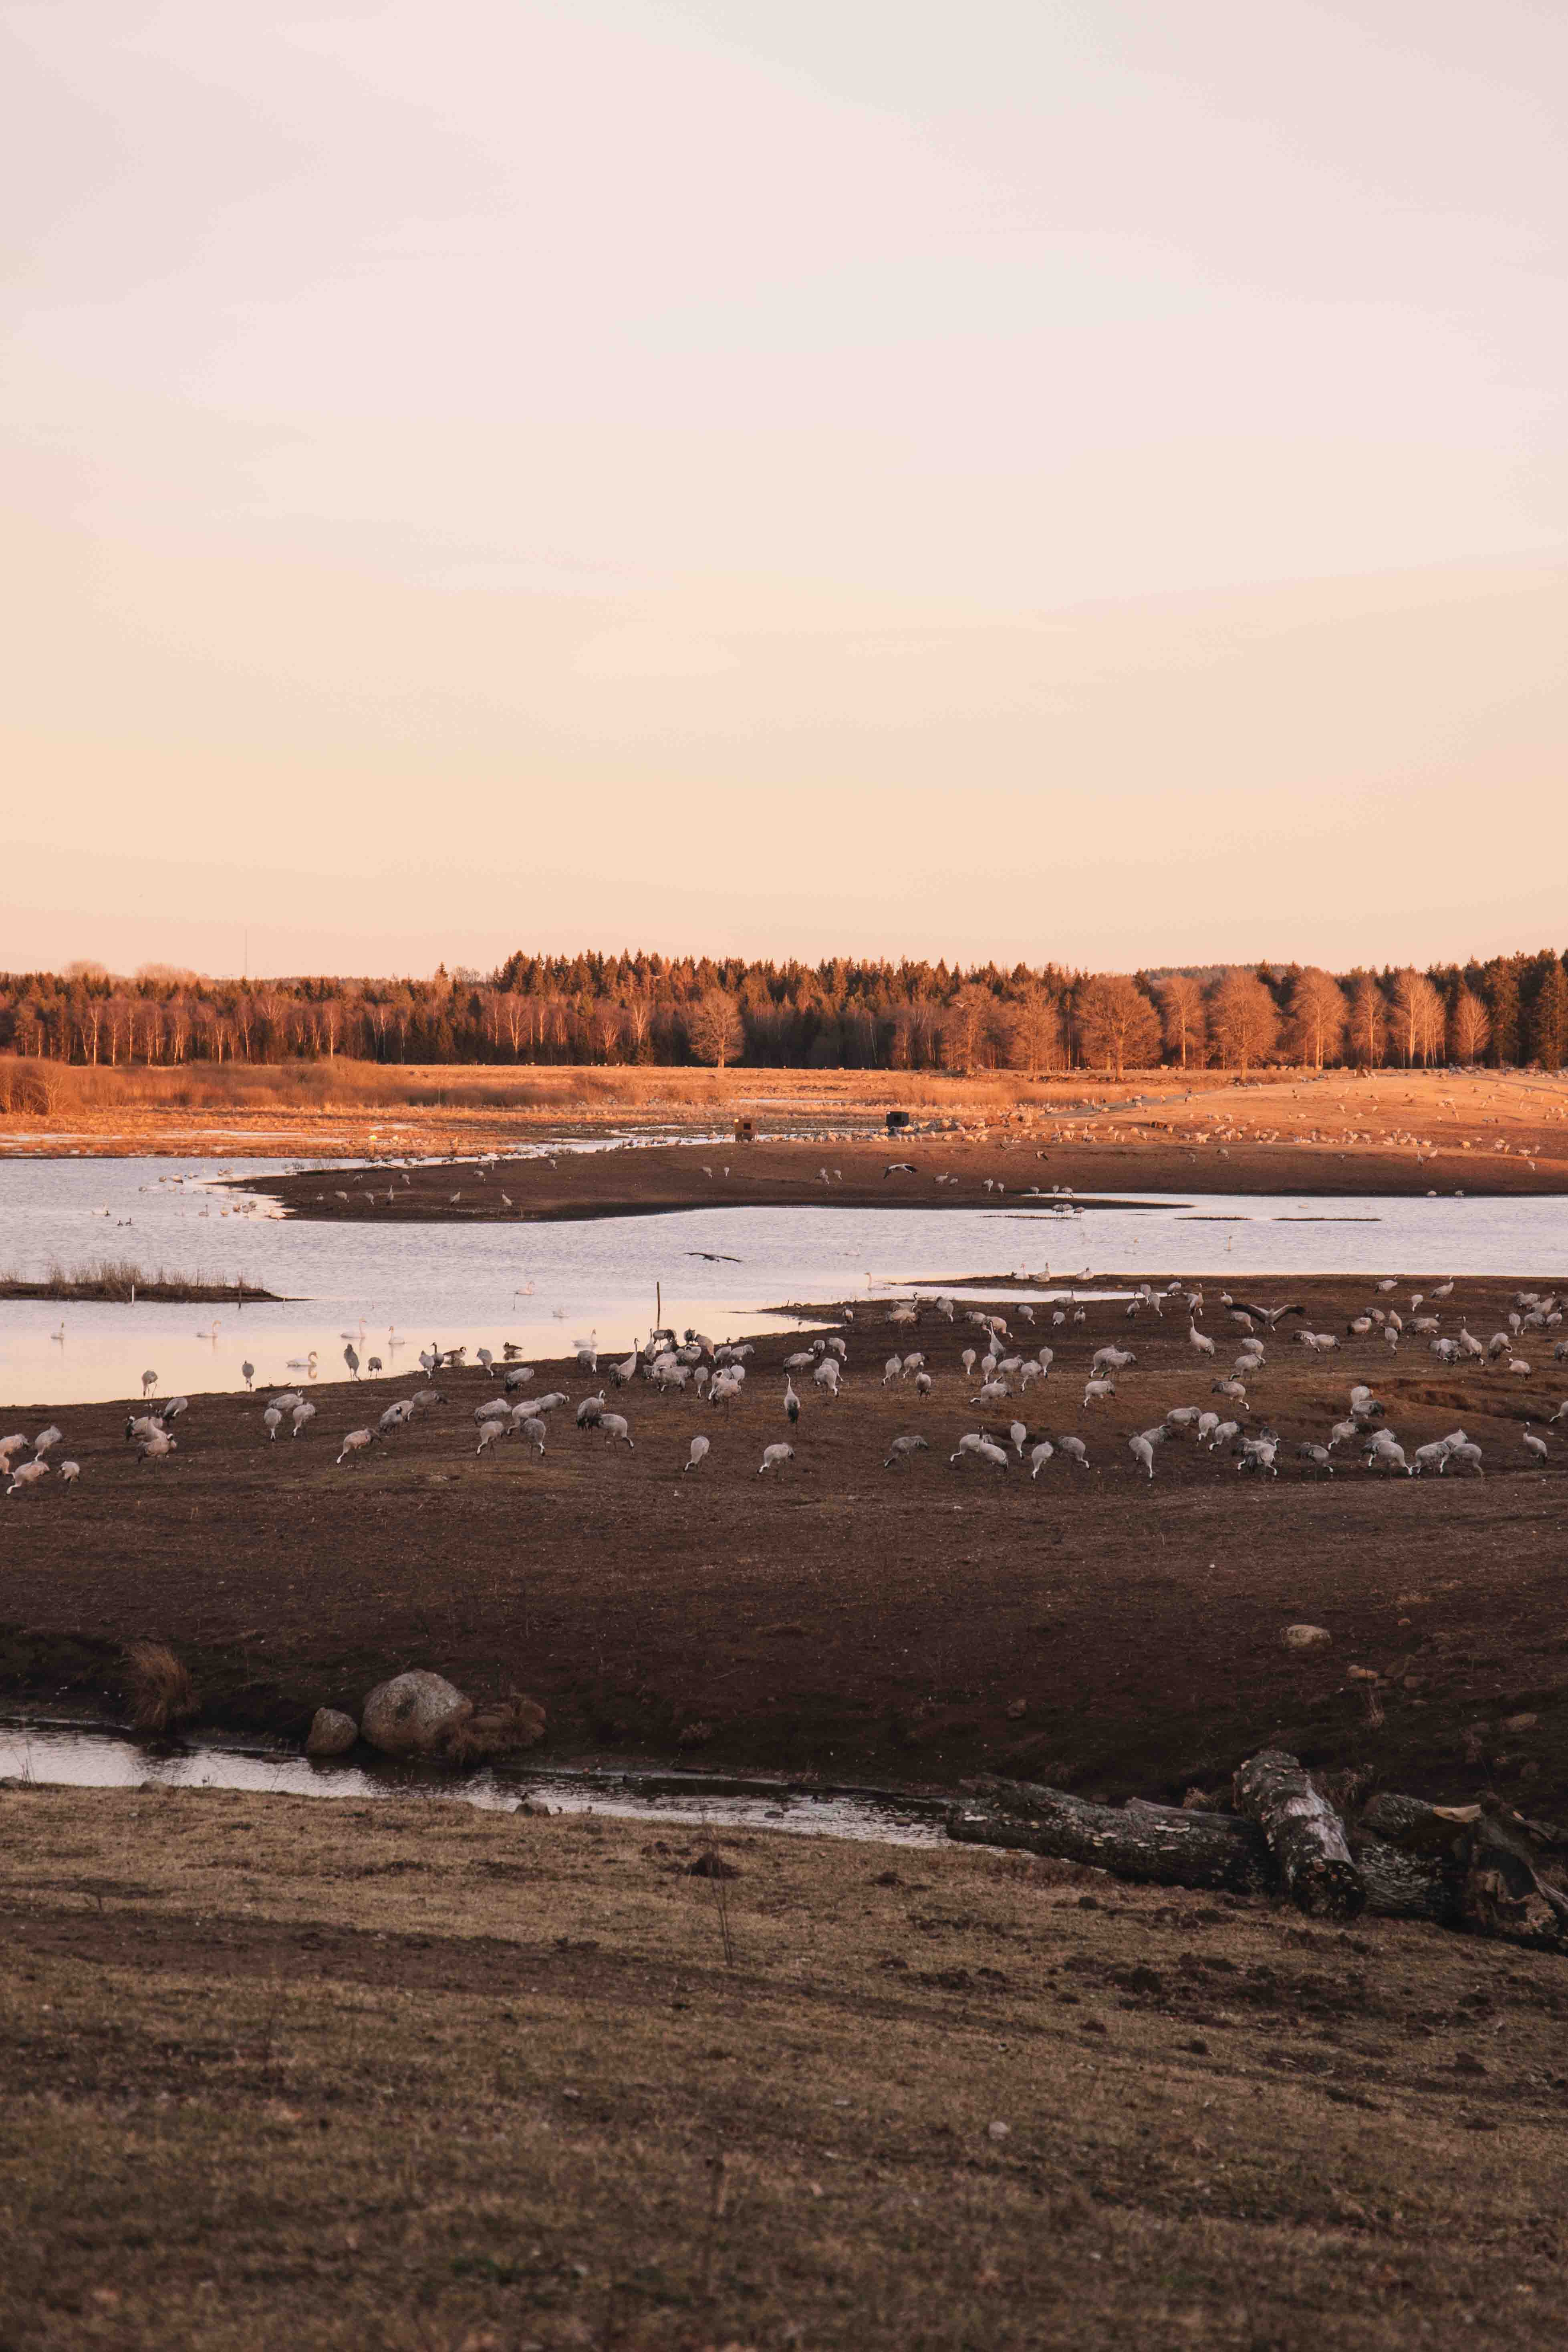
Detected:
left=0, top=1066, right=1564, bottom=1199
left=238, top=1132, right=1568, bottom=1224
left=2, top=1266, right=1564, bottom=1810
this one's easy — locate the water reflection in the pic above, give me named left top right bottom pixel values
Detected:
left=1, top=1155, right=1564, bottom=1407
left=0, top=1720, right=945, bottom=1846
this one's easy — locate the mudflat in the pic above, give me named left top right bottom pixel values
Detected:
left=245, top=1070, right=1568, bottom=1219
left=2, top=1273, right=1564, bottom=1813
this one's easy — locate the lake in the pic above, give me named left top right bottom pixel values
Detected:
left=1, top=1156, right=1563, bottom=1407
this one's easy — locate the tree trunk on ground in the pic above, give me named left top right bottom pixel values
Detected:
left=1461, top=1814, right=1568, bottom=1948
left=1233, top=1750, right=1365, bottom=1918
left=948, top=1782, right=1274, bottom=1894
left=1360, top=1792, right=1567, bottom=1946
left=1360, top=1791, right=1479, bottom=1858
left=951, top=1786, right=1463, bottom=1921
left=1350, top=1833, right=1464, bottom=1925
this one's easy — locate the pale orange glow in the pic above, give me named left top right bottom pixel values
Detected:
left=3, top=2, right=1564, bottom=973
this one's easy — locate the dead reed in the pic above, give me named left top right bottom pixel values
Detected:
left=123, top=1642, right=198, bottom=1736
left=435, top=1691, right=548, bottom=1766
left=0, top=1259, right=277, bottom=1303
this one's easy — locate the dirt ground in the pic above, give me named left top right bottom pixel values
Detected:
left=3, top=1782, right=1566, bottom=2352
left=245, top=1072, right=1568, bottom=1219
left=6, top=1067, right=1568, bottom=1189
left=3, top=1274, right=1566, bottom=1814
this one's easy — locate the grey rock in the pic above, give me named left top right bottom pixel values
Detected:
left=1282, top=1622, right=1332, bottom=1651
left=305, top=1706, right=359, bottom=1758
left=360, top=1670, right=469, bottom=1757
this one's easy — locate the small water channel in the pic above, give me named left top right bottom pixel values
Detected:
left=0, top=1719, right=947, bottom=1847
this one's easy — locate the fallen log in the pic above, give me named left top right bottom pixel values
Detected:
left=1361, top=1792, right=1567, bottom=1947
left=951, top=1786, right=1458, bottom=1920
left=1232, top=1749, right=1365, bottom=1920
left=1461, top=1812, right=1568, bottom=1950
left=948, top=1782, right=1274, bottom=1894
left=1360, top=1791, right=1479, bottom=1859
left=1351, top=1832, right=1464, bottom=1926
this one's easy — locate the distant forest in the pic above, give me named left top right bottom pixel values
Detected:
left=2, top=949, right=1566, bottom=1078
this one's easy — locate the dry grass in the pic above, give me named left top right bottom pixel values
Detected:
left=2, top=1782, right=1565, bottom=2351
left=122, top=1641, right=198, bottom=1735
left=0, top=1056, right=1156, bottom=1124
left=437, top=1690, right=549, bottom=1766
left=0, top=1258, right=276, bottom=1304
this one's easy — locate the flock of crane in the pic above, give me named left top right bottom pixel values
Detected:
left=7, top=1274, right=1566, bottom=1499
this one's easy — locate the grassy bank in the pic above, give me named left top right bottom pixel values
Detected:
left=2, top=1781, right=1564, bottom=2351
left=0, top=1056, right=1052, bottom=1120
left=0, top=1258, right=280, bottom=1304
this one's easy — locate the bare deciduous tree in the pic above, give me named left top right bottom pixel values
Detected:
left=1389, top=967, right=1446, bottom=1066
left=1347, top=975, right=1387, bottom=1067
left=1004, top=985, right=1063, bottom=1076
left=1287, top=967, right=1347, bottom=1070
left=943, top=983, right=1001, bottom=1074
left=1075, top=974, right=1161, bottom=1077
left=1207, top=970, right=1280, bottom=1074
left=1447, top=988, right=1490, bottom=1065
left=1156, top=974, right=1207, bottom=1070
left=687, top=990, right=744, bottom=1069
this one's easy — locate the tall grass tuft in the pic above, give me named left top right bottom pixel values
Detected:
left=124, top=1642, right=198, bottom=1735
left=0, top=1259, right=276, bottom=1303
left=435, top=1691, right=547, bottom=1766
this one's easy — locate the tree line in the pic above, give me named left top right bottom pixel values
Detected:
left=2, top=949, right=1566, bottom=1076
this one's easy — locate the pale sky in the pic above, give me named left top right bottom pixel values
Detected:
left=2, top=0, right=1564, bottom=978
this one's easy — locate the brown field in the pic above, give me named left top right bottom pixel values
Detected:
left=4, top=1780, right=1567, bottom=2352
left=4, top=1064, right=1568, bottom=1191
left=3, top=1274, right=1566, bottom=1819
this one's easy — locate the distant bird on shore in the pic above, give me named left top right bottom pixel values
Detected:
left=241, top=1360, right=255, bottom=1389
left=683, top=1434, right=709, bottom=1474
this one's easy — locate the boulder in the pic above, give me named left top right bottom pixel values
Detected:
left=1282, top=1623, right=1332, bottom=1651
left=305, top=1707, right=359, bottom=1757
left=361, top=1671, right=470, bottom=1758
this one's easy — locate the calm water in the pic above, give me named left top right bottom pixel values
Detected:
left=1, top=1156, right=1564, bottom=1407
left=0, top=1720, right=945, bottom=1846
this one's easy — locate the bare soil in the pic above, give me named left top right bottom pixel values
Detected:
left=3, top=1782, right=1566, bottom=2351
left=2, top=1275, right=1566, bottom=1817
left=245, top=1072, right=1568, bottom=1218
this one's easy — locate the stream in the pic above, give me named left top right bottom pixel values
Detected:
left=0, top=1719, right=947, bottom=1847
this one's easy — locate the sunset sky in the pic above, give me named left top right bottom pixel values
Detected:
left=2, top=0, right=1564, bottom=977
